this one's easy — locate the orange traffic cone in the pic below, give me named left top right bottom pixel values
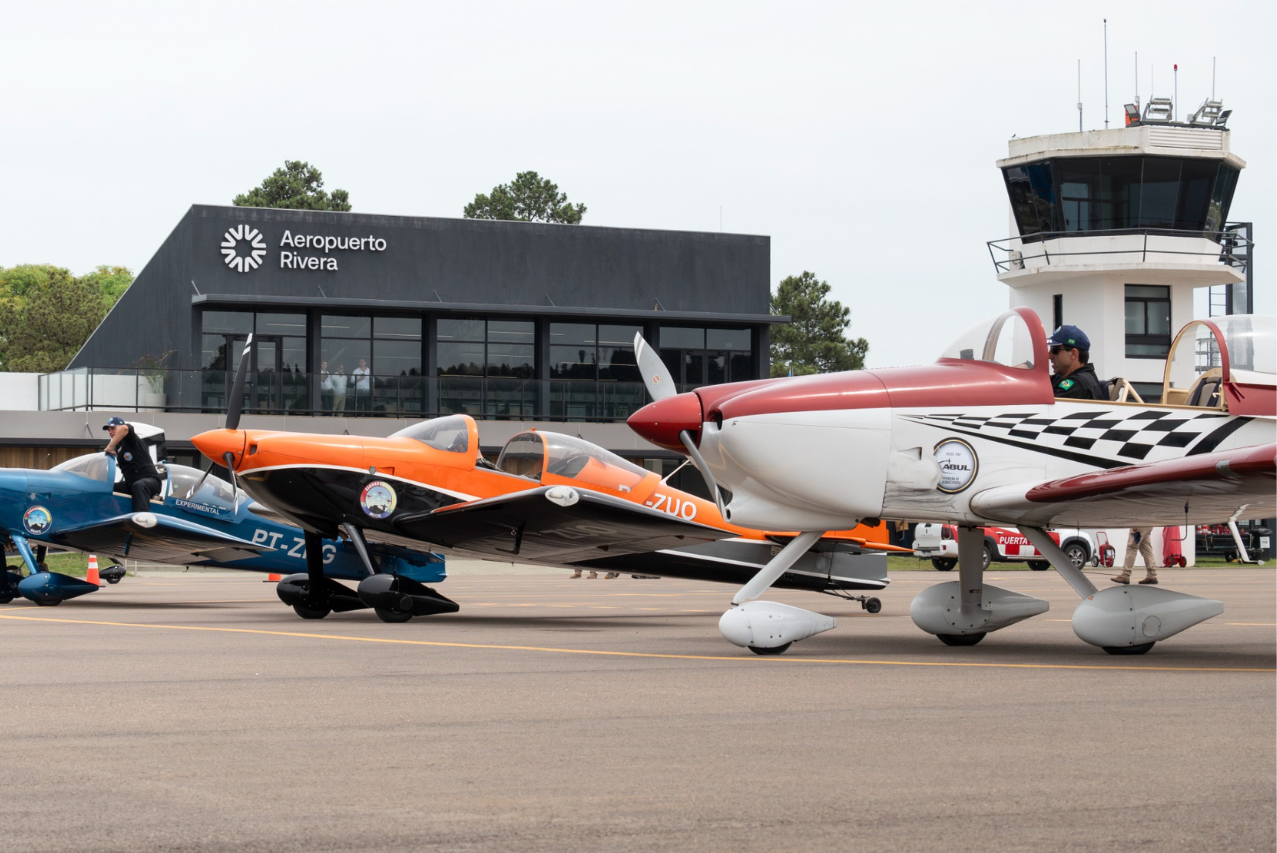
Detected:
left=266, top=573, right=282, bottom=583
left=86, top=555, right=100, bottom=586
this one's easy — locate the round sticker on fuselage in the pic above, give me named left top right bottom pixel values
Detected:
left=23, top=506, right=52, bottom=535
left=360, top=480, right=398, bottom=519
left=933, top=438, right=978, bottom=494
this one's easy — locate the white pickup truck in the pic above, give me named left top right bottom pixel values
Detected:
left=913, top=523, right=1094, bottom=571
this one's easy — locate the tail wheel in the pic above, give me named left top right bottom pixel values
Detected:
left=864, top=597, right=882, bottom=614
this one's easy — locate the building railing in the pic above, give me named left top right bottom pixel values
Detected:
left=986, top=225, right=1254, bottom=276
left=37, top=368, right=685, bottom=423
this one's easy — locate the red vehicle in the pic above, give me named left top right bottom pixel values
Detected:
left=913, top=523, right=1093, bottom=571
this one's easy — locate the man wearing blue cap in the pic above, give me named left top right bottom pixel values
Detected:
left=103, top=417, right=162, bottom=511
left=1047, top=325, right=1104, bottom=400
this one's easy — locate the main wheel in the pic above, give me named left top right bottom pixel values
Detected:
left=748, top=643, right=792, bottom=656
left=932, top=558, right=957, bottom=572
left=34, top=598, right=62, bottom=607
left=1027, top=560, right=1050, bottom=571
left=864, top=597, right=882, bottom=614
left=938, top=632, right=985, bottom=646
left=1103, top=642, right=1155, bottom=656
left=292, top=602, right=332, bottom=620
left=375, top=607, right=414, bottom=624
left=1063, top=542, right=1089, bottom=569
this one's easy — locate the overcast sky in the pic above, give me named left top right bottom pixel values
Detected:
left=3, top=0, right=1272, bottom=369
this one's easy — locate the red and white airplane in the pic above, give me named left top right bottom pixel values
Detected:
left=628, top=309, right=1276, bottom=655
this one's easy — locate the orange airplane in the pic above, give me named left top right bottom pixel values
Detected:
left=192, top=352, right=898, bottom=644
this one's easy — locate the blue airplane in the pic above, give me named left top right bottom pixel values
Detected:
left=0, top=451, right=447, bottom=612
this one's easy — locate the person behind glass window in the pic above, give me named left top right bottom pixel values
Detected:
left=352, top=358, right=372, bottom=414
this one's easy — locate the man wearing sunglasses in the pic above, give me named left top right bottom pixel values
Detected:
left=1047, top=325, right=1103, bottom=400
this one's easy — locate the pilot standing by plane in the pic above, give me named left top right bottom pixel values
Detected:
left=1048, top=325, right=1104, bottom=400
left=103, top=416, right=162, bottom=511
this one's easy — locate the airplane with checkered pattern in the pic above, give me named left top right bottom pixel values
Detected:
left=628, top=309, right=1275, bottom=655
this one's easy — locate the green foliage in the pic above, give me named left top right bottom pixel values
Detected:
left=0, top=264, right=132, bottom=372
left=233, top=160, right=352, bottom=211
left=463, top=171, right=585, bottom=224
left=769, top=271, right=869, bottom=377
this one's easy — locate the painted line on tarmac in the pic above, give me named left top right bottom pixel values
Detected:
left=0, top=612, right=1271, bottom=673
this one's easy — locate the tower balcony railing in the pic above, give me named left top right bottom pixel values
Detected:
left=36, top=368, right=689, bottom=423
left=986, top=225, right=1253, bottom=276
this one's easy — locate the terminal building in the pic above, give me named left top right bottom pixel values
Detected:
left=22, top=206, right=778, bottom=481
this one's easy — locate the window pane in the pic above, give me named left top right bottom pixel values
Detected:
left=202, top=311, right=252, bottom=335
left=374, top=339, right=422, bottom=376
left=489, top=320, right=534, bottom=344
left=549, top=323, right=596, bottom=346
left=599, top=346, right=639, bottom=382
left=1139, top=158, right=1181, bottom=228
left=257, top=313, right=306, bottom=336
left=437, top=342, right=485, bottom=376
left=281, top=337, right=306, bottom=373
left=322, top=314, right=371, bottom=338
left=597, top=324, right=642, bottom=348
left=375, top=316, right=422, bottom=340
left=1206, top=165, right=1239, bottom=232
left=202, top=334, right=231, bottom=370
left=1125, top=302, right=1144, bottom=335
left=1126, top=285, right=1168, bottom=299
left=487, top=343, right=535, bottom=378
left=1175, top=159, right=1217, bottom=230
left=1147, top=302, right=1171, bottom=336
left=1056, top=159, right=1100, bottom=232
left=707, top=353, right=726, bottom=384
left=320, top=342, right=367, bottom=373
left=707, top=328, right=751, bottom=351
left=661, top=327, right=704, bottom=349
left=438, top=317, right=485, bottom=341
left=1003, top=164, right=1056, bottom=236
left=730, top=353, right=754, bottom=382
left=550, top=345, right=596, bottom=380
left=1097, top=157, right=1142, bottom=230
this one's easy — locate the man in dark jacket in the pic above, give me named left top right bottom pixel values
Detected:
left=1048, top=325, right=1104, bottom=400
left=103, top=417, right=162, bottom=511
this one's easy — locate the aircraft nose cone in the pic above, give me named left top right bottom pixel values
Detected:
left=191, top=429, right=247, bottom=470
left=626, top=392, right=704, bottom=452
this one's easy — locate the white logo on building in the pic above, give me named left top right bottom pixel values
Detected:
left=221, top=225, right=268, bottom=273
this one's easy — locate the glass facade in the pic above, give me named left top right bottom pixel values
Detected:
left=1002, top=156, right=1240, bottom=239
left=194, top=309, right=764, bottom=420
left=659, top=326, right=754, bottom=387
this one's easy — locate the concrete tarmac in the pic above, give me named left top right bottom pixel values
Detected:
left=1, top=566, right=1273, bottom=853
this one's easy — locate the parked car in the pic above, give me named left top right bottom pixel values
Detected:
left=913, top=523, right=1093, bottom=571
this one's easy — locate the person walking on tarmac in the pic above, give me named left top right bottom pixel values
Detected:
left=1112, top=527, right=1158, bottom=585
left=1048, top=325, right=1104, bottom=399
left=103, top=416, right=162, bottom=512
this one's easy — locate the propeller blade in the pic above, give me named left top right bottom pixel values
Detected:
left=634, top=332, right=675, bottom=401
left=184, top=462, right=214, bottom=500
left=223, top=451, right=241, bottom=513
left=225, top=333, right=254, bottom=431
left=678, top=429, right=727, bottom=519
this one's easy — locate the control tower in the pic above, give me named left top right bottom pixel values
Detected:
left=987, top=100, right=1251, bottom=401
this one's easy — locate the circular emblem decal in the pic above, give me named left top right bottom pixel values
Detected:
left=933, top=438, right=978, bottom=494
left=122, top=451, right=133, bottom=462
left=221, top=225, right=268, bottom=273
left=359, top=480, right=398, bottom=519
left=23, top=506, right=52, bottom=535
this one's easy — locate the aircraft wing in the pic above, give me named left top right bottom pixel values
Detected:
left=390, top=486, right=732, bottom=564
left=50, top=513, right=268, bottom=565
left=969, top=443, right=1276, bottom=527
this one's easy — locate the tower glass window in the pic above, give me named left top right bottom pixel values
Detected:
left=548, top=322, right=642, bottom=419
left=1125, top=285, right=1172, bottom=359
left=659, top=326, right=754, bottom=388
left=437, top=318, right=535, bottom=417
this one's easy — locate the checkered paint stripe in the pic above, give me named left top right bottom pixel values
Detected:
left=901, top=410, right=1239, bottom=465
